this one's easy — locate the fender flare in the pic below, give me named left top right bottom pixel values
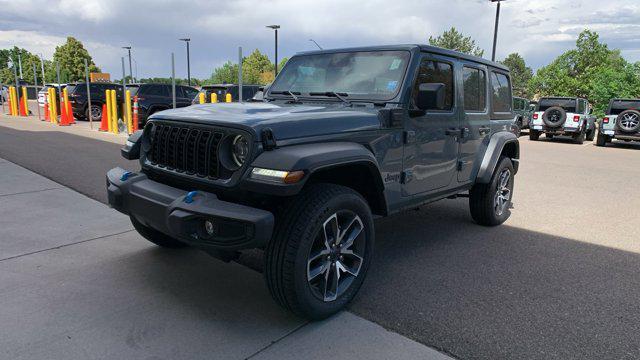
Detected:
left=244, top=142, right=384, bottom=197
left=476, top=132, right=519, bottom=184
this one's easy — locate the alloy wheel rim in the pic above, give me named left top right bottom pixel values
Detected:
left=620, top=113, right=639, bottom=130
left=494, top=169, right=511, bottom=217
left=307, top=211, right=365, bottom=302
left=91, top=105, right=101, bottom=120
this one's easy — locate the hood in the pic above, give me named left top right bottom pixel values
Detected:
left=151, top=102, right=381, bottom=140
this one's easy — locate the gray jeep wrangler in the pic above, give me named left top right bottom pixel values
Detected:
left=107, top=45, right=519, bottom=320
left=596, top=99, right=640, bottom=146
left=530, top=97, right=596, bottom=144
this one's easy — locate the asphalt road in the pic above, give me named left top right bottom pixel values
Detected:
left=1, top=124, right=640, bottom=360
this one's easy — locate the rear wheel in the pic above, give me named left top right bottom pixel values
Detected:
left=469, top=156, right=514, bottom=226
left=586, top=128, right=596, bottom=141
left=596, top=130, right=607, bottom=146
left=573, top=129, right=586, bottom=144
left=130, top=216, right=187, bottom=248
left=265, top=184, right=374, bottom=320
left=86, top=104, right=102, bottom=122
left=529, top=130, right=540, bottom=141
left=546, top=133, right=554, bottom=139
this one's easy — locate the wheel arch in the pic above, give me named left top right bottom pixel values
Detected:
left=476, top=132, right=519, bottom=184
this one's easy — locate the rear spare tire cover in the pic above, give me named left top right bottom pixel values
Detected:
left=616, top=110, right=640, bottom=133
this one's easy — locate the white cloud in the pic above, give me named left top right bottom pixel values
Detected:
left=0, top=0, right=638, bottom=79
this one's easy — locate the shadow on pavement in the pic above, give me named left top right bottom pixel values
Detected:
left=350, top=198, right=640, bottom=360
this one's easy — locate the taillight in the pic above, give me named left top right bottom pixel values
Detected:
left=573, top=115, right=580, bottom=122
left=533, top=113, right=538, bottom=119
left=603, top=117, right=609, bottom=124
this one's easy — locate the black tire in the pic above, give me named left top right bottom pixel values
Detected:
left=546, top=133, right=554, bottom=139
left=573, top=129, right=585, bottom=144
left=542, top=106, right=567, bottom=127
left=586, top=127, right=596, bottom=141
left=86, top=103, right=102, bottom=122
left=265, top=184, right=374, bottom=320
left=130, top=216, right=187, bottom=248
left=469, top=156, right=514, bottom=226
left=595, top=130, right=607, bottom=147
left=529, top=130, right=540, bottom=141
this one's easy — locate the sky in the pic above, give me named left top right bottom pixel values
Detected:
left=0, top=0, right=638, bottom=80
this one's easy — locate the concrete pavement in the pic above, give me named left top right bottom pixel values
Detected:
left=0, top=158, right=452, bottom=360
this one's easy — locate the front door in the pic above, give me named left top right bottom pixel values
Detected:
left=402, top=54, right=460, bottom=196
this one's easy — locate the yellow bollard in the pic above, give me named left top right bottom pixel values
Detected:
left=211, top=93, right=217, bottom=103
left=110, top=89, right=118, bottom=134
left=47, top=93, right=53, bottom=122
left=11, top=86, right=19, bottom=116
left=8, top=86, right=14, bottom=115
left=199, top=92, right=205, bottom=104
left=105, top=90, right=112, bottom=133
left=50, top=88, right=58, bottom=124
left=125, top=90, right=133, bottom=134
left=225, top=93, right=232, bottom=103
left=22, top=86, right=28, bottom=116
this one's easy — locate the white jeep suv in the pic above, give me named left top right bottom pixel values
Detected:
left=529, top=97, right=596, bottom=144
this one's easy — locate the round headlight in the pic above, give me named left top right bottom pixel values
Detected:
left=231, top=135, right=249, bottom=167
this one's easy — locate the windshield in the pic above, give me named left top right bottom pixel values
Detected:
left=269, top=50, right=410, bottom=101
left=538, top=98, right=576, bottom=112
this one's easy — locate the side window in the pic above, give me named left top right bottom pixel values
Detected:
left=146, top=85, right=168, bottom=97
left=577, top=99, right=586, bottom=114
left=463, top=66, right=486, bottom=112
left=414, top=59, right=454, bottom=111
left=184, top=87, right=199, bottom=99
left=490, top=72, right=512, bottom=113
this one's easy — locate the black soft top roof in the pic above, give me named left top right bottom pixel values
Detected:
left=296, top=44, right=509, bottom=71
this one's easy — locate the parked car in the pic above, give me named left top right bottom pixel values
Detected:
left=596, top=98, right=640, bottom=146
left=191, top=84, right=261, bottom=104
left=1, top=85, right=8, bottom=104
left=66, top=82, right=124, bottom=121
left=107, top=44, right=519, bottom=320
left=38, top=83, right=67, bottom=108
left=512, top=96, right=532, bottom=135
left=530, top=97, right=596, bottom=144
left=126, top=83, right=199, bottom=126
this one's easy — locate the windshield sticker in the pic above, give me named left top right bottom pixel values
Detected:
left=389, top=59, right=402, bottom=70
left=386, top=81, right=398, bottom=91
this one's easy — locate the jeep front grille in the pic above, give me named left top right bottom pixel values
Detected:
left=148, top=123, right=224, bottom=179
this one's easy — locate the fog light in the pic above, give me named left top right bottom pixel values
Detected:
left=204, top=219, right=217, bottom=236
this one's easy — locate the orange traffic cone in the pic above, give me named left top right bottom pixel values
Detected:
left=99, top=104, right=109, bottom=131
left=44, top=102, right=50, bottom=121
left=19, top=98, right=27, bottom=116
left=59, top=102, right=70, bottom=126
left=67, top=101, right=75, bottom=124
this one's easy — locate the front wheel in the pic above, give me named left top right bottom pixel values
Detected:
left=586, top=128, right=596, bottom=141
left=469, top=156, right=514, bottom=226
left=529, top=130, right=540, bottom=141
left=573, top=129, right=586, bottom=144
left=86, top=104, right=102, bottom=122
left=265, top=184, right=374, bottom=320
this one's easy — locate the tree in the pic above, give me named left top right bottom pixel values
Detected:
left=528, top=29, right=640, bottom=116
left=210, top=61, right=238, bottom=84
left=209, top=49, right=280, bottom=85
left=428, top=27, right=484, bottom=57
left=501, top=53, right=533, bottom=98
left=0, top=47, right=53, bottom=85
left=52, top=37, right=100, bottom=82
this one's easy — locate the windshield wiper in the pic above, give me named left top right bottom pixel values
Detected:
left=309, top=91, right=351, bottom=105
left=270, top=90, right=301, bottom=101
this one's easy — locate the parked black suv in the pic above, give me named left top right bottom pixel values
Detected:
left=67, top=82, right=123, bottom=121
left=191, top=84, right=261, bottom=104
left=127, top=83, right=199, bottom=125
left=107, top=45, right=519, bottom=319
left=597, top=98, right=640, bottom=146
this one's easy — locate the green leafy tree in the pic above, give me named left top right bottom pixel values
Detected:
left=429, top=27, right=484, bottom=57
left=52, top=37, right=100, bottom=82
left=0, top=47, right=53, bottom=85
left=500, top=53, right=533, bottom=98
left=209, top=49, right=280, bottom=85
left=528, top=29, right=640, bottom=116
left=210, top=61, right=238, bottom=84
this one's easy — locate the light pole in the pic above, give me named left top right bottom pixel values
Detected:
left=266, top=25, right=280, bottom=76
left=309, top=39, right=322, bottom=50
left=490, top=0, right=505, bottom=62
left=179, top=38, right=191, bottom=86
left=122, top=46, right=133, bottom=83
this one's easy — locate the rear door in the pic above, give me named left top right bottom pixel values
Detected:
left=402, top=53, right=460, bottom=196
left=457, top=62, right=490, bottom=183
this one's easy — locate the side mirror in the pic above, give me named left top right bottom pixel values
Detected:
left=416, top=83, right=445, bottom=111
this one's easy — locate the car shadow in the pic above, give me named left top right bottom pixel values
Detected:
left=348, top=198, right=640, bottom=360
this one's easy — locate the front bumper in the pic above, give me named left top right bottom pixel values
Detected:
left=106, top=167, right=274, bottom=250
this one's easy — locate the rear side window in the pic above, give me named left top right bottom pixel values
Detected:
left=490, top=72, right=511, bottom=113
left=577, top=99, right=586, bottom=114
left=463, top=67, right=486, bottom=112
left=144, top=85, right=169, bottom=96
left=182, top=86, right=199, bottom=99
left=414, top=60, right=454, bottom=111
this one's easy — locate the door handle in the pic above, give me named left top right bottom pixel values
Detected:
left=445, top=128, right=462, bottom=137
left=479, top=126, right=491, bottom=135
